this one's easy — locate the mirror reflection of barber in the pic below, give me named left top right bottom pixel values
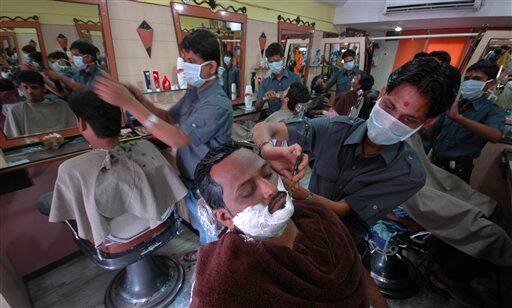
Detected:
left=255, top=43, right=302, bottom=114
left=317, top=49, right=363, bottom=96
left=221, top=51, right=239, bottom=100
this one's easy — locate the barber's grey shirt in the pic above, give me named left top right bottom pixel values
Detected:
left=257, top=69, right=302, bottom=114
left=72, top=65, right=102, bottom=89
left=286, top=116, right=426, bottom=241
left=221, top=65, right=239, bottom=98
left=325, top=68, right=362, bottom=96
left=169, top=80, right=233, bottom=184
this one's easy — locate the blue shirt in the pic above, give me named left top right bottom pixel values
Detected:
left=221, top=65, right=239, bottom=99
left=325, top=68, right=362, bottom=96
left=72, top=65, right=102, bottom=89
left=431, top=95, right=506, bottom=160
left=169, top=80, right=233, bottom=182
left=286, top=116, right=425, bottom=242
left=257, top=69, right=302, bottom=113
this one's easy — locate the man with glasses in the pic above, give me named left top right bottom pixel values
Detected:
left=253, top=58, right=461, bottom=250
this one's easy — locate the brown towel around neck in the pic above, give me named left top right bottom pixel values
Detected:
left=191, top=201, right=369, bottom=307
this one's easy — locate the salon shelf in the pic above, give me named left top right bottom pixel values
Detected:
left=141, top=88, right=187, bottom=95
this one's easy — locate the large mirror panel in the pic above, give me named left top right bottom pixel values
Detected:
left=171, top=2, right=248, bottom=104
left=0, top=0, right=117, bottom=149
left=278, top=21, right=314, bottom=84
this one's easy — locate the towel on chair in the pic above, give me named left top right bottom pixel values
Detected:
left=191, top=201, right=369, bottom=307
left=49, top=139, right=187, bottom=245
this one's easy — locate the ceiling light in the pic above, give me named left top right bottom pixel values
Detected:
left=394, top=26, right=402, bottom=32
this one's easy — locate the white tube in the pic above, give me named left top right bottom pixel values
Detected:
left=370, top=33, right=478, bottom=41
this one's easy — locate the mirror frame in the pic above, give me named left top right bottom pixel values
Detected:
left=0, top=31, right=20, bottom=58
left=73, top=18, right=102, bottom=40
left=0, top=0, right=118, bottom=149
left=0, top=15, right=49, bottom=67
left=171, top=2, right=247, bottom=105
left=277, top=21, right=314, bottom=84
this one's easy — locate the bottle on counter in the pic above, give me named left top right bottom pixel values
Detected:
left=244, top=85, right=253, bottom=110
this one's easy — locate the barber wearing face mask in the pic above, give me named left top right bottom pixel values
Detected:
left=255, top=43, right=302, bottom=114
left=20, top=44, right=36, bottom=65
left=47, top=51, right=75, bottom=78
left=317, top=49, right=362, bottom=97
left=221, top=50, right=239, bottom=99
left=44, top=39, right=101, bottom=90
left=424, top=60, right=506, bottom=183
left=94, top=29, right=233, bottom=250
left=253, top=58, right=460, bottom=256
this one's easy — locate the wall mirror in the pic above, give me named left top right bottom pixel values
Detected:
left=277, top=18, right=314, bottom=83
left=171, top=2, right=247, bottom=104
left=0, top=0, right=117, bottom=149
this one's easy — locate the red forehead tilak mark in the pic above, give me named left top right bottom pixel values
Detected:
left=403, top=101, right=410, bottom=107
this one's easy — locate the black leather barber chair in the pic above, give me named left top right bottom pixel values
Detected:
left=38, top=193, right=185, bottom=307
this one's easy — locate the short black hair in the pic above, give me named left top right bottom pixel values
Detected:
left=414, top=52, right=429, bottom=60
left=181, top=29, right=221, bottom=65
left=21, top=44, right=36, bottom=54
left=29, top=51, right=42, bottom=64
left=0, top=78, right=15, bottom=91
left=70, top=39, right=99, bottom=60
left=286, top=82, right=310, bottom=112
left=194, top=142, right=241, bottom=210
left=429, top=50, right=451, bottom=64
left=342, top=49, right=356, bottom=60
left=466, top=60, right=499, bottom=80
left=387, top=57, right=460, bottom=119
left=359, top=72, right=374, bottom=91
left=67, top=88, right=121, bottom=138
left=17, top=70, right=44, bottom=86
left=48, top=51, right=69, bottom=61
left=265, top=42, right=284, bottom=58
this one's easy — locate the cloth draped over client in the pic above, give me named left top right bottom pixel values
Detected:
left=402, top=134, right=512, bottom=266
left=50, top=139, right=188, bottom=245
left=191, top=201, right=369, bottom=307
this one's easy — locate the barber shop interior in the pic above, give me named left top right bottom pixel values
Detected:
left=1, top=0, right=512, bottom=307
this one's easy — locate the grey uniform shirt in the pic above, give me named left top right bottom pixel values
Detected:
left=286, top=116, right=426, bottom=242
left=325, top=68, right=362, bottom=96
left=72, top=65, right=102, bottom=89
left=169, top=80, right=233, bottom=184
left=257, top=69, right=302, bottom=114
left=221, top=65, right=239, bottom=98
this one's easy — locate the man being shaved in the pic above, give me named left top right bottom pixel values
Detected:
left=191, top=142, right=387, bottom=307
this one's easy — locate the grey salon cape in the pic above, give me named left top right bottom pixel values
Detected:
left=49, top=139, right=187, bottom=245
left=402, top=134, right=512, bottom=265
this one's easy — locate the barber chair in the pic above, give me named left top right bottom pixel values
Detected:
left=37, top=194, right=185, bottom=307
left=368, top=208, right=433, bottom=299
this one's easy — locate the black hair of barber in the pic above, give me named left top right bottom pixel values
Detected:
left=429, top=50, right=451, bottom=64
left=466, top=60, right=499, bottom=80
left=181, top=29, right=221, bottom=65
left=413, top=52, right=429, bottom=60
left=67, top=88, right=121, bottom=138
left=386, top=57, right=461, bottom=119
left=265, top=42, right=284, bottom=58
left=70, top=39, right=99, bottom=61
left=359, top=72, right=374, bottom=92
left=17, top=70, right=44, bottom=87
left=341, top=49, right=356, bottom=60
left=195, top=141, right=242, bottom=210
left=29, top=51, right=43, bottom=64
left=286, top=82, right=310, bottom=112
left=0, top=78, right=15, bottom=92
left=48, top=51, right=70, bottom=62
left=21, top=44, right=36, bottom=54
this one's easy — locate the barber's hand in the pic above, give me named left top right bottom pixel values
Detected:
left=123, top=82, right=145, bottom=102
left=263, top=91, right=277, bottom=101
left=446, top=100, right=463, bottom=122
left=282, top=178, right=311, bottom=200
left=261, top=143, right=308, bottom=183
left=94, top=76, right=137, bottom=108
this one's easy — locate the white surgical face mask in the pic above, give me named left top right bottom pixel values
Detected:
left=51, top=61, right=70, bottom=73
left=1, top=71, right=12, bottom=79
left=268, top=60, right=284, bottom=74
left=224, top=56, right=232, bottom=66
left=366, top=99, right=423, bottom=145
left=22, top=53, right=31, bottom=63
left=18, top=88, right=24, bottom=97
left=73, top=55, right=86, bottom=70
left=232, top=178, right=294, bottom=241
left=460, top=79, right=491, bottom=101
left=344, top=60, right=355, bottom=70
left=182, top=61, right=216, bottom=88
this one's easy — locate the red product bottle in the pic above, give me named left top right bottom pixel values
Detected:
left=162, top=75, right=171, bottom=91
left=152, top=70, right=161, bottom=90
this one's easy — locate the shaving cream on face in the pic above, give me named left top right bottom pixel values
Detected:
left=232, top=178, right=294, bottom=240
